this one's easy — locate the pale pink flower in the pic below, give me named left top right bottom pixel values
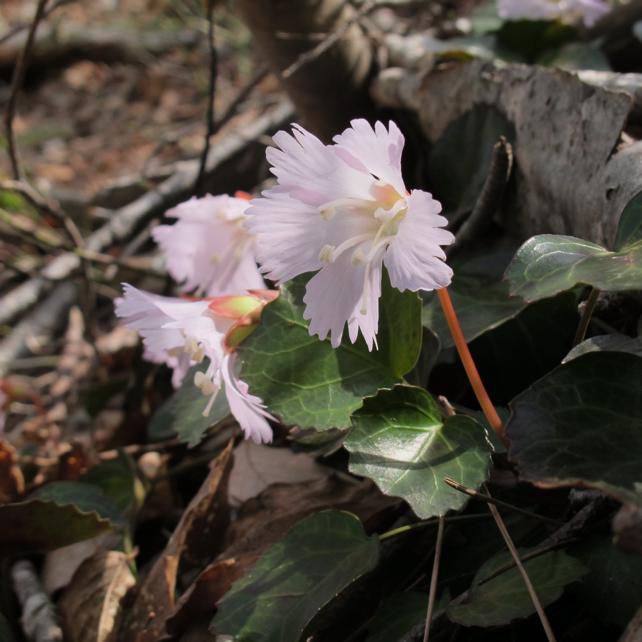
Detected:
left=497, top=0, right=609, bottom=26
left=115, top=284, right=274, bottom=443
left=152, top=194, right=265, bottom=297
left=247, top=119, right=454, bottom=350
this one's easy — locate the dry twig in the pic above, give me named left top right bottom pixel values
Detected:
left=194, top=0, right=219, bottom=192
left=3, top=0, right=49, bottom=180
left=422, top=516, right=445, bottom=642
left=484, top=485, right=558, bottom=642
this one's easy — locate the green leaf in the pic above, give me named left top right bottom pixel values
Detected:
left=496, top=20, right=577, bottom=61
left=572, top=534, right=642, bottom=627
left=365, top=592, right=437, bottom=642
left=423, top=244, right=527, bottom=348
left=507, top=352, right=642, bottom=505
left=0, top=497, right=111, bottom=554
left=345, top=386, right=491, bottom=518
left=211, top=510, right=380, bottom=642
left=447, top=549, right=587, bottom=627
left=563, top=333, right=642, bottom=363
left=237, top=291, right=399, bottom=430
left=82, top=452, right=145, bottom=521
left=32, top=481, right=122, bottom=523
left=379, top=271, right=422, bottom=377
left=615, top=191, right=642, bottom=250
left=505, top=234, right=642, bottom=302
left=428, top=105, right=515, bottom=225
left=147, top=365, right=229, bottom=446
left=463, top=291, right=578, bottom=404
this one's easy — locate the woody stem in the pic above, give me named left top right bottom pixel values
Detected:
left=437, top=288, right=505, bottom=442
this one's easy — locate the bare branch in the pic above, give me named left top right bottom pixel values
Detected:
left=4, top=0, right=49, bottom=180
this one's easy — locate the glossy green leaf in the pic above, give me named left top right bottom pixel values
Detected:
left=507, top=352, right=642, bottom=505
left=0, top=496, right=111, bottom=554
left=147, top=365, right=229, bottom=447
left=615, top=191, right=642, bottom=250
left=447, top=549, right=586, bottom=627
left=345, top=386, right=491, bottom=518
left=505, top=234, right=642, bottom=301
left=211, top=510, right=380, bottom=642
left=563, top=333, right=642, bottom=363
left=237, top=291, right=399, bottom=430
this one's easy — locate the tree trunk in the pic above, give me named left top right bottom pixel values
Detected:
left=236, top=0, right=375, bottom=140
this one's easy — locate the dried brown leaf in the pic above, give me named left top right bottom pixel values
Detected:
left=59, top=549, right=136, bottom=642
left=124, top=440, right=234, bottom=642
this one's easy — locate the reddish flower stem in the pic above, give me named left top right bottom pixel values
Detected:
left=437, top=288, right=505, bottom=442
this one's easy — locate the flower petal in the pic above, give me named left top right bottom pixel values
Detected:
left=303, top=252, right=381, bottom=350
left=333, top=119, right=407, bottom=197
left=384, top=190, right=454, bottom=292
left=246, top=189, right=327, bottom=283
left=221, top=354, right=273, bottom=443
left=153, top=194, right=264, bottom=296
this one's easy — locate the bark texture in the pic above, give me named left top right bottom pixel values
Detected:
left=236, top=0, right=374, bottom=140
left=373, top=59, right=642, bottom=247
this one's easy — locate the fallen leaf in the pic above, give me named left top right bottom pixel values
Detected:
left=124, top=440, right=234, bottom=642
left=228, top=440, right=329, bottom=506
left=59, top=549, right=136, bottom=642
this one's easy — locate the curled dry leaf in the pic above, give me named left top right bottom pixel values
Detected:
left=59, top=550, right=136, bottom=642
left=124, top=440, right=234, bottom=642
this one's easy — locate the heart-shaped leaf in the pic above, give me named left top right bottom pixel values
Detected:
left=211, top=510, right=380, bottom=642
left=237, top=290, right=399, bottom=430
left=505, top=234, right=642, bottom=302
left=507, top=352, right=642, bottom=505
left=345, top=386, right=491, bottom=518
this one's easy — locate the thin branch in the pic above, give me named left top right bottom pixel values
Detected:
left=379, top=513, right=490, bottom=541
left=444, top=478, right=562, bottom=526
left=215, top=66, right=270, bottom=132
left=573, top=287, right=600, bottom=346
left=423, top=516, right=445, bottom=642
left=3, top=0, right=49, bottom=180
left=282, top=0, right=375, bottom=79
left=194, top=0, right=219, bottom=193
left=0, top=0, right=72, bottom=48
left=484, top=485, right=558, bottom=642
